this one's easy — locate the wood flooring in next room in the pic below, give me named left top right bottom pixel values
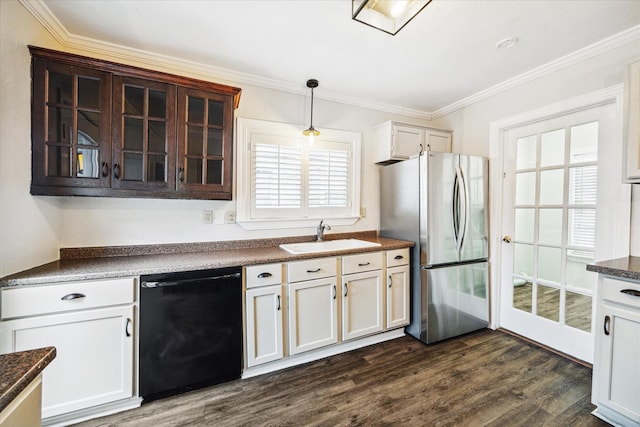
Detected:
left=75, top=330, right=607, bottom=427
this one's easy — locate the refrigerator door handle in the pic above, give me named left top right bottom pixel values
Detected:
left=452, top=170, right=460, bottom=250
left=457, top=165, right=469, bottom=252
left=453, top=166, right=466, bottom=252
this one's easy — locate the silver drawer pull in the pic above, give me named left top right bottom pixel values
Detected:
left=394, top=255, right=404, bottom=260
left=257, top=272, right=273, bottom=278
left=61, top=293, right=86, bottom=301
left=358, top=262, right=370, bottom=267
left=306, top=268, right=321, bottom=273
left=621, top=289, right=640, bottom=297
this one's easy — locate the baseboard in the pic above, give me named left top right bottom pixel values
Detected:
left=42, top=397, right=142, bottom=427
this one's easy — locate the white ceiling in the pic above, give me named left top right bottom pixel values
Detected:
left=24, top=0, right=640, bottom=117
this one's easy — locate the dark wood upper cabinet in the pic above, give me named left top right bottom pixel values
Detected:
left=29, top=46, right=241, bottom=200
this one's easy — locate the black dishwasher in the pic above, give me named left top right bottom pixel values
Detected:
left=139, top=266, right=242, bottom=402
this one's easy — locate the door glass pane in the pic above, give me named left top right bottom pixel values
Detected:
left=124, top=118, right=143, bottom=151
left=568, top=209, right=596, bottom=248
left=188, top=97, right=204, bottom=124
left=208, top=100, right=223, bottom=126
left=47, top=107, right=72, bottom=143
left=48, top=72, right=72, bottom=104
left=538, top=246, right=561, bottom=283
left=515, top=172, right=536, bottom=205
left=187, top=126, right=203, bottom=155
left=207, top=128, right=223, bottom=156
left=570, top=121, right=598, bottom=164
left=124, top=86, right=144, bottom=115
left=77, top=148, right=99, bottom=178
left=540, top=129, right=565, bottom=167
left=513, top=279, right=532, bottom=313
left=569, top=166, right=597, bottom=204
left=536, top=284, right=560, bottom=322
left=47, top=145, right=71, bottom=177
left=148, top=120, right=166, bottom=153
left=77, top=77, right=100, bottom=109
left=514, top=208, right=535, bottom=242
left=566, top=250, right=596, bottom=291
left=187, top=158, right=202, bottom=183
left=123, top=153, right=143, bottom=181
left=516, top=135, right=536, bottom=170
left=207, top=159, right=222, bottom=184
left=538, top=208, right=562, bottom=245
left=539, top=169, right=563, bottom=205
left=513, top=243, right=534, bottom=278
left=148, top=90, right=166, bottom=118
left=147, top=155, right=165, bottom=182
left=77, top=111, right=100, bottom=145
left=565, top=292, right=592, bottom=332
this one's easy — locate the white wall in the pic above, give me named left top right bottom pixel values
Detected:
left=431, top=40, right=640, bottom=257
left=0, top=1, right=430, bottom=277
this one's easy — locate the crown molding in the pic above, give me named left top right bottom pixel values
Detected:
left=432, top=24, right=640, bottom=119
left=20, top=0, right=638, bottom=122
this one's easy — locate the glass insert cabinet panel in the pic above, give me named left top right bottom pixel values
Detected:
left=112, top=76, right=176, bottom=191
left=31, top=57, right=111, bottom=189
left=177, top=86, right=233, bottom=197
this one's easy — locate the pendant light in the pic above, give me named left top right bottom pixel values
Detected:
left=303, top=79, right=320, bottom=139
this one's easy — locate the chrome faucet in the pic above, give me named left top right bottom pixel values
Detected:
left=316, top=220, right=331, bottom=241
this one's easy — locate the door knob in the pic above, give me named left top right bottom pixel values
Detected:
left=502, top=235, right=512, bottom=243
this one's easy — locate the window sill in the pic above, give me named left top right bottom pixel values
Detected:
left=237, top=216, right=361, bottom=231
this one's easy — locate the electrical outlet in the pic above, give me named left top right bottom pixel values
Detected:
left=226, top=210, right=236, bottom=224
left=202, top=210, right=213, bottom=224
left=360, top=207, right=366, bottom=218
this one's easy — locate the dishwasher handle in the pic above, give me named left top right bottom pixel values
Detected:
left=142, top=272, right=241, bottom=288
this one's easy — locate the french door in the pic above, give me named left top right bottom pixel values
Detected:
left=499, top=103, right=619, bottom=363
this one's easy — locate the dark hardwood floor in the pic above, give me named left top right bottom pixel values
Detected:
left=75, top=330, right=608, bottom=426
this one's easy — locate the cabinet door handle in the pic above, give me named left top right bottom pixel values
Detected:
left=620, top=289, right=640, bottom=297
left=101, top=162, right=109, bottom=178
left=178, top=167, right=184, bottom=183
left=388, top=275, right=393, bottom=288
left=344, top=283, right=348, bottom=297
left=394, top=255, right=404, bottom=260
left=276, top=295, right=281, bottom=311
left=604, top=315, right=610, bottom=336
left=61, top=293, right=86, bottom=301
left=114, top=163, right=121, bottom=180
left=258, top=272, right=273, bottom=278
left=306, top=268, right=321, bottom=273
left=125, top=318, right=132, bottom=337
left=333, top=285, right=336, bottom=300
left=358, top=262, right=370, bottom=267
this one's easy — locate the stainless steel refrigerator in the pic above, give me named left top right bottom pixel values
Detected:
left=380, top=152, right=489, bottom=344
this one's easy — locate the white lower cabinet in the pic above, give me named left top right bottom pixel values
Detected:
left=386, top=264, right=410, bottom=329
left=0, top=277, right=136, bottom=422
left=244, top=263, right=284, bottom=368
left=592, top=276, right=640, bottom=426
left=342, top=252, right=384, bottom=341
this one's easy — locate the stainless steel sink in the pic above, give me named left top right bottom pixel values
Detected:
left=279, top=239, right=381, bottom=255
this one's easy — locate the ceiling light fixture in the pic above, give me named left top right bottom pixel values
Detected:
left=303, top=79, right=320, bottom=140
left=352, top=0, right=431, bottom=35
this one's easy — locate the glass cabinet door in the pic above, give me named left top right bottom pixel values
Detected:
left=31, top=58, right=111, bottom=190
left=177, top=87, right=233, bottom=199
left=112, top=76, right=176, bottom=191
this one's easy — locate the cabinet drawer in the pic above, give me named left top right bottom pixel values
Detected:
left=287, top=257, right=337, bottom=283
left=386, top=248, right=410, bottom=267
left=245, top=263, right=282, bottom=289
left=1, top=277, right=135, bottom=320
left=342, top=252, right=383, bottom=275
left=601, top=277, right=640, bottom=309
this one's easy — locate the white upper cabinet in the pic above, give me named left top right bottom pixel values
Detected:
left=624, top=60, right=640, bottom=182
left=373, top=120, right=452, bottom=164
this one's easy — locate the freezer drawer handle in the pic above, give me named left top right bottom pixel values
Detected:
left=61, top=293, right=86, bottom=301
left=394, top=255, right=404, bottom=260
left=257, top=272, right=273, bottom=279
left=604, top=315, right=611, bottom=336
left=620, top=289, right=640, bottom=297
left=358, top=262, right=370, bottom=267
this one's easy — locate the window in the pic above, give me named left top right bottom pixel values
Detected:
left=236, top=118, right=361, bottom=229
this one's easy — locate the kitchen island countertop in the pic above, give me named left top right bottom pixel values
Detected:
left=0, top=347, right=56, bottom=412
left=587, top=256, right=640, bottom=281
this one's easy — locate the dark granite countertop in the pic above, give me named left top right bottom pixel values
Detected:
left=0, top=347, right=56, bottom=412
left=0, top=232, right=414, bottom=288
left=586, top=256, right=640, bottom=281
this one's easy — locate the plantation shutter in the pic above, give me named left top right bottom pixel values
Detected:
left=309, top=146, right=350, bottom=208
